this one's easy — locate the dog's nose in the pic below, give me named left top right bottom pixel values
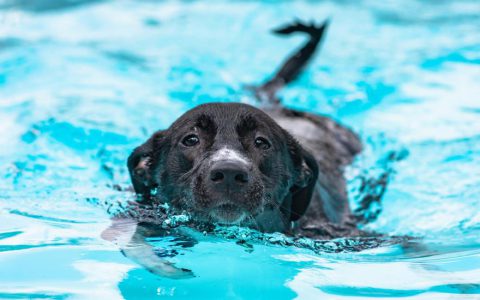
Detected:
left=209, top=161, right=250, bottom=188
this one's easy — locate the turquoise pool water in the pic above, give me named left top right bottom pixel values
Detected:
left=1, top=0, right=480, bottom=299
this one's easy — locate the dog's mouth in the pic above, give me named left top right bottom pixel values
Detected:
left=209, top=203, right=246, bottom=224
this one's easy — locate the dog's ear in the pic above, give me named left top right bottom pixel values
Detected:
left=127, top=130, right=166, bottom=200
left=287, top=138, right=319, bottom=222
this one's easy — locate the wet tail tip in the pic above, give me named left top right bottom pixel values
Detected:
left=272, top=19, right=329, bottom=37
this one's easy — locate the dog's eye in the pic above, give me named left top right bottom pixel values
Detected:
left=254, top=137, right=271, bottom=150
left=182, top=134, right=200, bottom=147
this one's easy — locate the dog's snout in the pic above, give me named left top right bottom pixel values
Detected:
left=209, top=161, right=250, bottom=187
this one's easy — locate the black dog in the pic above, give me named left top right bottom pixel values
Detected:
left=127, top=20, right=361, bottom=235
left=105, top=20, right=364, bottom=278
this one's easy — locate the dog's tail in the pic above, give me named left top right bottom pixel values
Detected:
left=272, top=19, right=328, bottom=40
left=252, top=19, right=329, bottom=106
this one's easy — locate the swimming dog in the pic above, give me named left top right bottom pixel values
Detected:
left=105, top=20, right=364, bottom=278
left=128, top=20, right=360, bottom=233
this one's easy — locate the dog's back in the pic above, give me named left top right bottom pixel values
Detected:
left=267, top=108, right=362, bottom=237
left=253, top=20, right=363, bottom=236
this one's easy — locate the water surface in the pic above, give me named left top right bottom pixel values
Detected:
left=1, top=0, right=480, bottom=299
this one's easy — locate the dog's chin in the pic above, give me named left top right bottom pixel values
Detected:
left=209, top=203, right=247, bottom=224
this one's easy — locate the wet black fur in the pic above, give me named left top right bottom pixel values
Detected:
left=127, top=19, right=364, bottom=237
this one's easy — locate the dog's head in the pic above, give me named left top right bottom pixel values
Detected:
left=128, top=103, right=318, bottom=230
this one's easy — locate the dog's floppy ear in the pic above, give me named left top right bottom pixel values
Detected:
left=127, top=130, right=165, bottom=200
left=288, top=139, right=319, bottom=222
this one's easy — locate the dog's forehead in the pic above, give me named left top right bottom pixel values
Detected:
left=177, top=103, right=274, bottom=132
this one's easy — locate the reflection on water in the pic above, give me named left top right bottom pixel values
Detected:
left=0, top=0, right=479, bottom=299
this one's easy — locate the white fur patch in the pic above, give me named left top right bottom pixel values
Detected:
left=211, top=147, right=249, bottom=165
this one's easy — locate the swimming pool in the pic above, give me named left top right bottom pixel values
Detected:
left=1, top=0, right=479, bottom=298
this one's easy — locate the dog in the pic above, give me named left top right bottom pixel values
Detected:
left=127, top=20, right=361, bottom=235
left=104, top=20, right=365, bottom=278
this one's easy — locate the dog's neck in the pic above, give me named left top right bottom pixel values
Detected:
left=251, top=208, right=290, bottom=233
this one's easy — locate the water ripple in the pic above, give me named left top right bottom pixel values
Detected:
left=9, top=209, right=94, bottom=224
left=0, top=292, right=70, bottom=300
